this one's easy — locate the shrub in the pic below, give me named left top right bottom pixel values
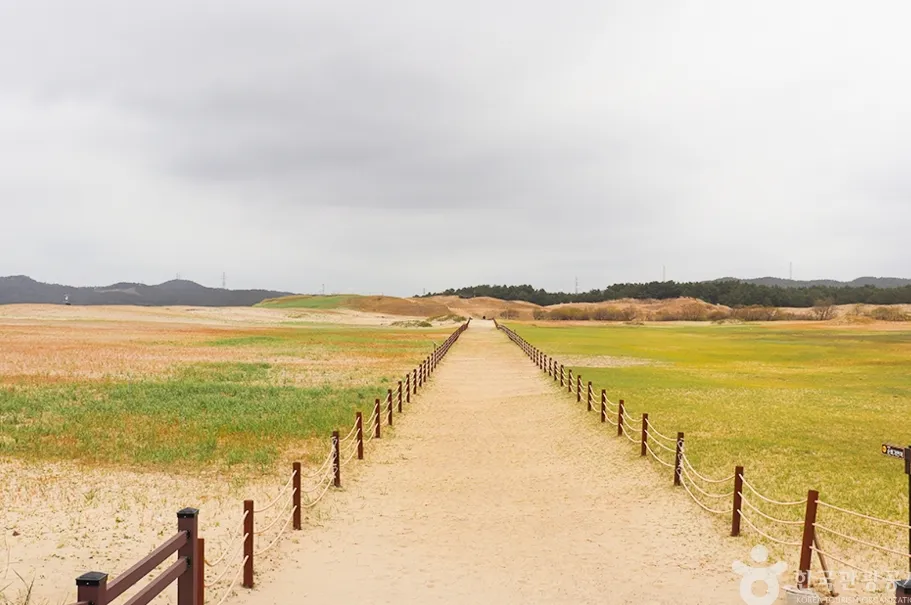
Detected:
left=499, top=309, right=520, bottom=320
left=591, top=306, right=635, bottom=321
left=547, top=307, right=592, bottom=321
left=811, top=298, right=837, bottom=321
left=731, top=306, right=780, bottom=321
left=707, top=308, right=732, bottom=321
left=532, top=309, right=550, bottom=320
left=868, top=306, right=910, bottom=321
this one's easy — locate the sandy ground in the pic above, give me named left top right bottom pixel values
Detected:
left=0, top=303, right=434, bottom=327
left=233, top=321, right=753, bottom=605
left=0, top=460, right=307, bottom=605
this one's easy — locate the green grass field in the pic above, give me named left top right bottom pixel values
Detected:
left=509, top=321, right=911, bottom=571
left=0, top=321, right=450, bottom=470
left=257, top=294, right=356, bottom=309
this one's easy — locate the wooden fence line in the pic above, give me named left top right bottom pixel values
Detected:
left=493, top=319, right=911, bottom=599
left=63, top=320, right=470, bottom=605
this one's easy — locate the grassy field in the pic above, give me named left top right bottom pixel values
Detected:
left=258, top=294, right=355, bottom=309
left=509, top=321, right=911, bottom=572
left=0, top=311, right=450, bottom=469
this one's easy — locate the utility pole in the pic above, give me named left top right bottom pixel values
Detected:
left=575, top=276, right=579, bottom=295
left=222, top=272, right=227, bottom=289
left=321, top=284, right=325, bottom=296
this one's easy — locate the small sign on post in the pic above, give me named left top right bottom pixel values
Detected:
left=882, top=443, right=906, bottom=459
left=885, top=443, right=911, bottom=575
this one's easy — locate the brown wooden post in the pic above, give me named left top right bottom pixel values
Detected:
left=586, top=381, right=592, bottom=411
left=413, top=368, right=418, bottom=393
left=798, top=490, right=819, bottom=589
left=293, top=462, right=302, bottom=530
left=373, top=398, right=381, bottom=439
left=553, top=360, right=558, bottom=381
left=177, top=508, right=199, bottom=605
left=356, top=412, right=364, bottom=460
left=576, top=375, right=582, bottom=402
left=386, top=394, right=393, bottom=426
left=332, top=431, right=341, bottom=488
left=567, top=369, right=573, bottom=392
left=397, top=381, right=403, bottom=412
left=76, top=572, right=109, bottom=605
left=243, top=500, right=253, bottom=588
left=617, top=400, right=625, bottom=437
left=731, top=466, right=744, bottom=536
left=674, top=433, right=684, bottom=486
left=600, top=390, right=606, bottom=423
left=197, top=538, right=205, bottom=605
left=560, top=365, right=565, bottom=387
left=640, top=413, right=648, bottom=457
left=387, top=388, right=394, bottom=416
left=406, top=374, right=411, bottom=403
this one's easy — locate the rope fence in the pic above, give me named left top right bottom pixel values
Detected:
left=493, top=319, right=911, bottom=598
left=62, top=320, right=470, bottom=605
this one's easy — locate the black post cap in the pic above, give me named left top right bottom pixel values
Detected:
left=896, top=578, right=911, bottom=594
left=177, top=507, right=200, bottom=518
left=76, top=572, right=108, bottom=586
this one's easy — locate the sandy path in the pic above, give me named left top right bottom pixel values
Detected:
left=237, top=321, right=752, bottom=605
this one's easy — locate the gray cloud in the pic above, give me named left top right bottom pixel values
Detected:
left=2, top=1, right=911, bottom=295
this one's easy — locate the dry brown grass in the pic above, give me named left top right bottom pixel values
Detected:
left=350, top=295, right=451, bottom=317
left=0, top=306, right=449, bottom=387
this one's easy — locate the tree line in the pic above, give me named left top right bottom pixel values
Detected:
left=422, top=281, right=911, bottom=308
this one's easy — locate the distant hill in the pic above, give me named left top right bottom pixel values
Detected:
left=0, top=276, right=292, bottom=306
left=729, top=277, right=911, bottom=289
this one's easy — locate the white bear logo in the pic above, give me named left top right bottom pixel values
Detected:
left=732, top=545, right=787, bottom=605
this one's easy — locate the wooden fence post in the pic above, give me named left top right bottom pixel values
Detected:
left=374, top=398, right=381, bottom=439
left=293, top=462, right=302, bottom=530
left=386, top=394, right=393, bottom=427
left=176, top=508, right=199, bottom=605
left=397, top=381, right=403, bottom=412
left=600, top=390, right=606, bottom=423
left=197, top=538, right=205, bottom=605
left=674, top=433, right=684, bottom=486
left=243, top=500, right=253, bottom=588
left=406, top=374, right=411, bottom=404
left=332, top=431, right=341, bottom=488
left=76, top=572, right=109, bottom=605
left=560, top=365, right=565, bottom=387
left=617, top=400, right=625, bottom=437
left=732, top=466, right=744, bottom=536
left=576, top=375, right=582, bottom=403
left=586, top=382, right=592, bottom=411
left=567, top=369, right=573, bottom=393
left=798, top=490, right=819, bottom=589
left=413, top=369, right=418, bottom=393
left=356, top=413, right=364, bottom=460
left=553, top=360, right=558, bottom=381
left=640, top=413, right=649, bottom=457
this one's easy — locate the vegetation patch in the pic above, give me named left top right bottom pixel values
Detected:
left=510, top=321, right=911, bottom=524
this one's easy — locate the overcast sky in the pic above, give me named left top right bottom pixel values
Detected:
left=2, top=1, right=910, bottom=295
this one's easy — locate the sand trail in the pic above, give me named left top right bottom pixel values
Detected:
left=238, top=320, right=749, bottom=604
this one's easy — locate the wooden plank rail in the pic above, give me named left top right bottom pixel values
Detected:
left=72, top=508, right=198, bottom=605
left=121, top=558, right=188, bottom=605
left=106, top=532, right=189, bottom=600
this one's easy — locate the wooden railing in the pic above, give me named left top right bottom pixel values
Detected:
left=63, top=320, right=470, bottom=605
left=70, top=508, right=199, bottom=605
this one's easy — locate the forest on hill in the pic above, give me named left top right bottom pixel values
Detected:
left=425, top=280, right=911, bottom=308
